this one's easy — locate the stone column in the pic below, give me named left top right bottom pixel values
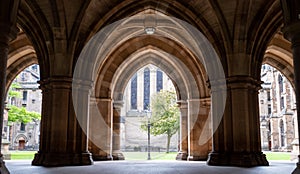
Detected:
left=0, top=1, right=20, bottom=173
left=282, top=16, right=300, bottom=174
left=187, top=98, right=211, bottom=161
left=89, top=97, right=113, bottom=160
left=112, top=101, right=125, bottom=160
left=207, top=76, right=268, bottom=167
left=32, top=77, right=93, bottom=166
left=176, top=100, right=188, bottom=160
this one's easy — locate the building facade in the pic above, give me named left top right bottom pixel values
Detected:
left=4, top=64, right=41, bottom=150
left=1, top=0, right=300, bottom=171
left=120, top=64, right=178, bottom=152
left=259, top=64, right=297, bottom=152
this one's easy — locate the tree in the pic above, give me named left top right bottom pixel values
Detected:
left=141, top=90, right=180, bottom=153
left=7, top=82, right=41, bottom=124
left=8, top=105, right=41, bottom=124
left=8, top=82, right=21, bottom=98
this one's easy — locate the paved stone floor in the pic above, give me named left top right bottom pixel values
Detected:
left=6, top=160, right=295, bottom=174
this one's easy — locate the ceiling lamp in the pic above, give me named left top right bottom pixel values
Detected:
left=144, top=10, right=157, bottom=35
left=144, top=27, right=156, bottom=35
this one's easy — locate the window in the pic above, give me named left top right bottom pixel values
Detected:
left=267, top=104, right=271, bottom=115
left=280, top=96, right=284, bottom=110
left=23, top=91, right=28, bottom=101
left=20, top=122, right=26, bottom=131
left=21, top=73, right=25, bottom=81
left=267, top=91, right=271, bottom=101
left=144, top=68, right=150, bottom=110
left=131, top=74, right=137, bottom=110
left=280, top=120, right=285, bottom=147
left=278, top=75, right=283, bottom=93
left=156, top=70, right=163, bottom=92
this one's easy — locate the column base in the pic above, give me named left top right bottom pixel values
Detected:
left=176, top=151, right=188, bottom=160
left=0, top=156, right=10, bottom=174
left=112, top=152, right=125, bottom=160
left=187, top=155, right=207, bottom=161
left=207, top=151, right=269, bottom=167
left=32, top=152, right=93, bottom=166
left=292, top=156, right=300, bottom=174
left=92, top=154, right=113, bottom=161
left=292, top=162, right=300, bottom=174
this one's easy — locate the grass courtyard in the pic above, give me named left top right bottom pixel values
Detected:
left=7, top=151, right=295, bottom=161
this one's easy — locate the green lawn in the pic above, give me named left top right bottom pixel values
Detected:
left=9, top=151, right=36, bottom=160
left=264, top=152, right=292, bottom=161
left=6, top=151, right=294, bottom=161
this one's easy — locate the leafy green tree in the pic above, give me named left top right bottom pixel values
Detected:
left=141, top=90, right=180, bottom=153
left=7, top=82, right=41, bottom=124
left=8, top=82, right=21, bottom=98
left=8, top=105, right=41, bottom=124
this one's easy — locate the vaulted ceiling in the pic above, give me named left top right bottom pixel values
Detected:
left=6, top=0, right=294, bottom=89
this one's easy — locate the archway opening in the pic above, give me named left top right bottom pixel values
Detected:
left=259, top=64, right=298, bottom=160
left=120, top=64, right=179, bottom=160
left=4, top=64, right=41, bottom=160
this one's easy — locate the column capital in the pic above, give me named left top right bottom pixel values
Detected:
left=73, top=78, right=94, bottom=91
left=113, top=100, right=124, bottom=109
left=282, top=22, right=300, bottom=46
left=226, top=75, right=262, bottom=90
left=0, top=23, right=19, bottom=45
left=38, top=77, right=73, bottom=90
left=177, top=100, right=188, bottom=108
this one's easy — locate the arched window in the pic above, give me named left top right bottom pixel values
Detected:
left=130, top=73, right=137, bottom=110
left=156, top=70, right=163, bottom=92
left=20, top=122, right=26, bottom=131
left=278, top=75, right=283, bottom=93
left=280, top=119, right=285, bottom=147
left=278, top=75, right=284, bottom=110
left=144, top=68, right=150, bottom=110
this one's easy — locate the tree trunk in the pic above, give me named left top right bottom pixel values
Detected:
left=166, top=134, right=171, bottom=153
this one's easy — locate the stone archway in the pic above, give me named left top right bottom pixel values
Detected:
left=72, top=11, right=225, bottom=163
left=263, top=32, right=294, bottom=89
left=5, top=30, right=38, bottom=95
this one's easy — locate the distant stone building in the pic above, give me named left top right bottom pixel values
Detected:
left=4, top=64, right=41, bottom=150
left=120, top=64, right=178, bottom=152
left=259, top=64, right=297, bottom=152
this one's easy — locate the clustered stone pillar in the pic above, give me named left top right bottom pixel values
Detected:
left=176, top=101, right=188, bottom=160
left=0, top=35, right=17, bottom=174
left=207, top=76, right=268, bottom=167
left=89, top=97, right=113, bottom=160
left=112, top=101, right=125, bottom=160
left=32, top=78, right=93, bottom=166
left=187, top=99, right=211, bottom=161
left=282, top=20, right=300, bottom=174
left=0, top=1, right=20, bottom=173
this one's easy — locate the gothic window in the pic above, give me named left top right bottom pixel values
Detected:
left=21, top=73, right=25, bottom=81
left=20, top=122, right=26, bottom=131
left=23, top=91, right=28, bottom=101
left=278, top=75, right=283, bottom=93
left=267, top=91, right=271, bottom=101
left=280, top=120, right=285, bottom=147
left=144, top=68, right=150, bottom=110
left=156, top=70, right=163, bottom=92
left=280, top=96, right=284, bottom=110
left=278, top=75, right=284, bottom=110
left=131, top=73, right=137, bottom=110
left=267, top=104, right=271, bottom=116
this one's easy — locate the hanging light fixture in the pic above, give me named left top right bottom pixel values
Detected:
left=144, top=27, right=156, bottom=35
left=144, top=10, right=156, bottom=35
